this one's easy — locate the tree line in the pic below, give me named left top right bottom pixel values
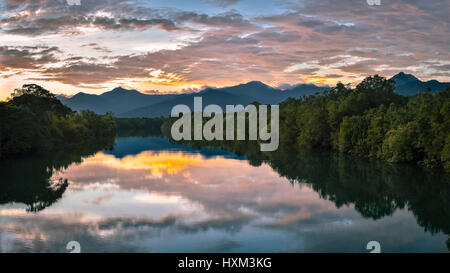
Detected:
left=278, top=75, right=450, bottom=172
left=0, top=84, right=117, bottom=159
left=166, top=75, right=450, bottom=172
left=116, top=117, right=165, bottom=137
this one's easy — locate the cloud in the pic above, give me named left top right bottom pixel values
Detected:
left=177, top=10, right=257, bottom=30
left=0, top=2, right=257, bottom=36
left=0, top=46, right=60, bottom=71
left=0, top=0, right=448, bottom=92
left=1, top=15, right=181, bottom=36
left=141, top=90, right=161, bottom=95
left=201, top=0, right=242, bottom=8
left=0, top=0, right=183, bottom=36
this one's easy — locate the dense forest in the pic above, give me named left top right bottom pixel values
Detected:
left=0, top=84, right=116, bottom=159
left=167, top=75, right=450, bottom=172
left=116, top=117, right=166, bottom=137
left=278, top=75, right=450, bottom=172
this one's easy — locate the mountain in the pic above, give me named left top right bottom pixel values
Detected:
left=58, top=74, right=449, bottom=118
left=208, top=81, right=281, bottom=104
left=391, top=72, right=450, bottom=95
left=60, top=87, right=177, bottom=114
left=60, top=82, right=329, bottom=117
left=282, top=84, right=330, bottom=99
left=120, top=89, right=256, bottom=117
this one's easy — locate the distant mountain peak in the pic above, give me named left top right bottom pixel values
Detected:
left=101, top=87, right=141, bottom=98
left=112, top=86, right=127, bottom=91
left=72, top=91, right=89, bottom=97
left=390, top=72, right=450, bottom=95
left=392, top=72, right=419, bottom=83
left=60, top=75, right=449, bottom=118
left=111, top=87, right=137, bottom=93
left=241, top=81, right=270, bottom=88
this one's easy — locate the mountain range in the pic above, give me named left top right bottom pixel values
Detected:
left=58, top=81, right=328, bottom=117
left=391, top=72, right=450, bottom=95
left=58, top=72, right=449, bottom=118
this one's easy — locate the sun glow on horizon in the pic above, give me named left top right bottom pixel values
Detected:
left=79, top=151, right=206, bottom=178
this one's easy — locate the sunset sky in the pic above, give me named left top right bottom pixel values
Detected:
left=0, top=0, right=449, bottom=100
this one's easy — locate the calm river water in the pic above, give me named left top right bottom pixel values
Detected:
left=1, top=136, right=449, bottom=252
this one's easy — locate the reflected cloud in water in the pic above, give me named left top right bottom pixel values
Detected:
left=0, top=137, right=448, bottom=252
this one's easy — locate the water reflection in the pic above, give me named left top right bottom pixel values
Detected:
left=0, top=137, right=449, bottom=252
left=0, top=140, right=114, bottom=213
left=0, top=158, right=67, bottom=213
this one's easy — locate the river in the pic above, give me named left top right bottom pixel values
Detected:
left=0, top=136, right=449, bottom=252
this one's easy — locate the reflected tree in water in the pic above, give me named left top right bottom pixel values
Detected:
left=175, top=137, right=450, bottom=250
left=0, top=138, right=114, bottom=212
left=0, top=157, right=68, bottom=212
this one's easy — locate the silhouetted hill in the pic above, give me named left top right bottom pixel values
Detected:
left=282, top=84, right=330, bottom=99
left=60, top=87, right=177, bottom=114
left=211, top=81, right=281, bottom=104
left=58, top=74, right=449, bottom=117
left=120, top=89, right=256, bottom=117
left=391, top=72, right=450, bottom=95
left=59, top=82, right=329, bottom=117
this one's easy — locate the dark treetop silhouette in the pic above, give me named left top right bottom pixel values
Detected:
left=0, top=84, right=116, bottom=159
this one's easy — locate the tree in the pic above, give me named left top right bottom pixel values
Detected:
left=0, top=84, right=116, bottom=159
left=11, top=84, right=56, bottom=99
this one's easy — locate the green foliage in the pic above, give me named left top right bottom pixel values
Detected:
left=0, top=84, right=117, bottom=159
left=170, top=116, right=450, bottom=246
left=442, top=141, right=450, bottom=172
left=382, top=122, right=420, bottom=162
left=116, top=117, right=165, bottom=137
left=338, top=115, right=369, bottom=155
left=0, top=103, right=39, bottom=155
left=273, top=76, right=450, bottom=171
left=11, top=84, right=57, bottom=99
left=172, top=75, right=450, bottom=172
